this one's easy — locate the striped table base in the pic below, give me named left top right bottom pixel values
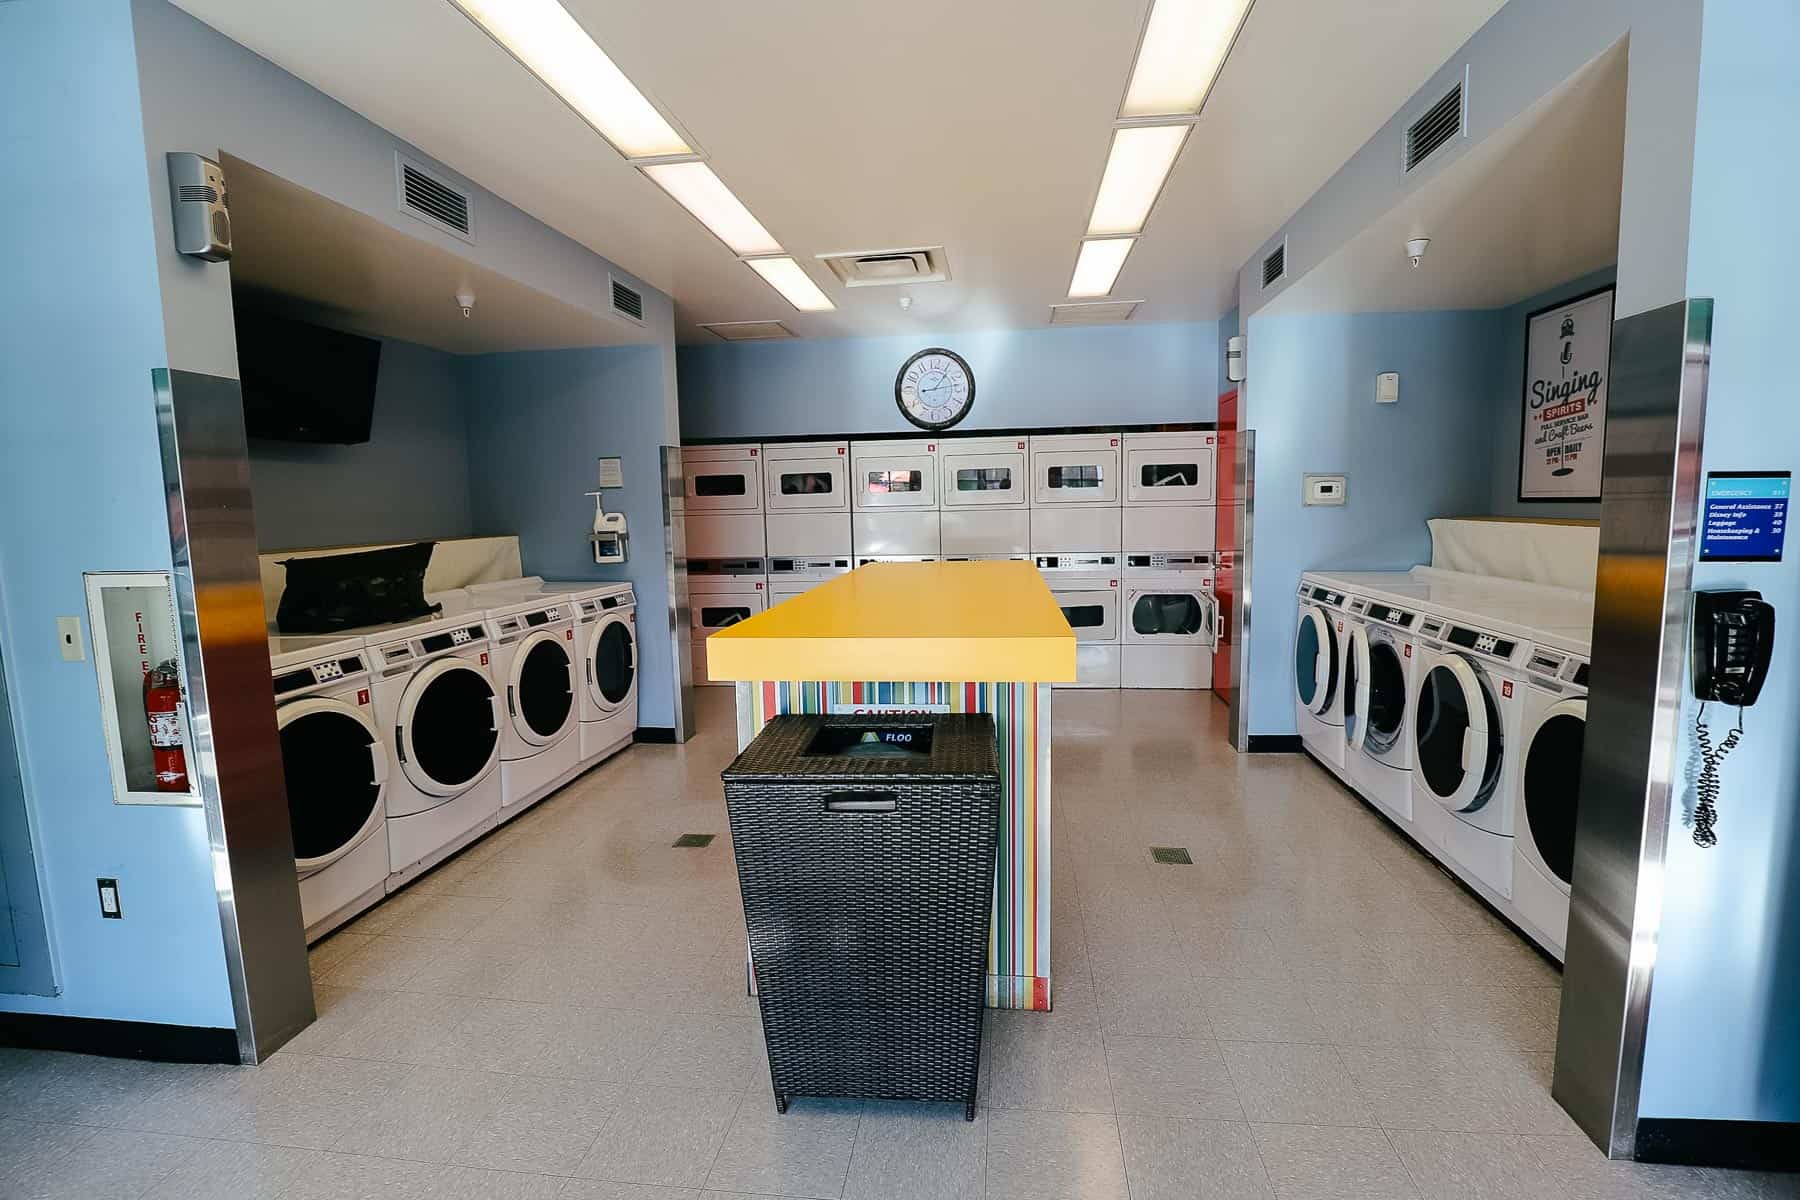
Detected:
left=734, top=679, right=1054, bottom=1011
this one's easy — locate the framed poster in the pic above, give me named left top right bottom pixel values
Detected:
left=1519, top=285, right=1614, bottom=502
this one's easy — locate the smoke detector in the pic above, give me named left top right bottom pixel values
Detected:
left=1405, top=238, right=1430, bottom=269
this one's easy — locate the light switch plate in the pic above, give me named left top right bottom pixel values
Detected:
left=1304, top=474, right=1347, bottom=506
left=58, top=616, right=85, bottom=661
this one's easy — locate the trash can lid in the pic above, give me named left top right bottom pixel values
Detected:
left=723, top=713, right=1000, bottom=782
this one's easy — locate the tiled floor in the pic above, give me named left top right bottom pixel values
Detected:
left=3, top=688, right=1795, bottom=1199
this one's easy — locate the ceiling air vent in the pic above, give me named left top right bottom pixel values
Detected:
left=818, top=246, right=950, bottom=288
left=1405, top=75, right=1466, bottom=172
left=1049, top=300, right=1141, bottom=325
left=700, top=320, right=795, bottom=342
left=610, top=277, right=645, bottom=324
left=1260, top=240, right=1286, bottom=290
left=395, top=155, right=473, bottom=242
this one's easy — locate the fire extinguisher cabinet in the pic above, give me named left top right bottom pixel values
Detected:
left=83, top=572, right=199, bottom=806
left=722, top=713, right=1001, bottom=1119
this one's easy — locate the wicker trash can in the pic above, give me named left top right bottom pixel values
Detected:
left=722, top=713, right=1001, bottom=1120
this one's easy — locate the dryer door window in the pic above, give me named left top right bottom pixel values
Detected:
left=279, top=698, right=385, bottom=870
left=1293, top=605, right=1338, bottom=713
left=1414, top=658, right=1501, bottom=811
left=766, top=454, right=848, bottom=511
left=591, top=617, right=636, bottom=710
left=1363, top=636, right=1409, bottom=755
left=1054, top=588, right=1118, bottom=643
left=1130, top=590, right=1207, bottom=640
left=400, top=661, right=499, bottom=795
left=1124, top=444, right=1216, bottom=504
left=512, top=633, right=575, bottom=742
left=1523, top=701, right=1586, bottom=886
left=684, top=457, right=760, bottom=513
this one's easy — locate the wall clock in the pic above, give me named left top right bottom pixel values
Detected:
left=895, top=348, right=975, bottom=431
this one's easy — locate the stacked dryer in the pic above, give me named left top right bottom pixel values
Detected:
left=1031, top=433, right=1122, bottom=687
left=852, top=438, right=939, bottom=563
left=684, top=443, right=770, bottom=686
left=1121, top=431, right=1219, bottom=688
left=940, top=437, right=1031, bottom=558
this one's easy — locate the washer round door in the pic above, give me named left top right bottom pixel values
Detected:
left=1360, top=631, right=1410, bottom=760
left=586, top=611, right=637, bottom=714
left=1520, top=697, right=1585, bottom=893
left=396, top=657, right=501, bottom=797
left=1413, top=654, right=1502, bottom=813
left=507, top=629, right=576, bottom=746
left=1293, top=604, right=1338, bottom=715
left=278, top=696, right=389, bottom=874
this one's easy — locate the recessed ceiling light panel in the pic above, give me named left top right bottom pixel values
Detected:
left=1120, top=0, right=1256, bottom=118
left=1068, top=237, right=1136, bottom=298
left=449, top=0, right=692, bottom=159
left=642, top=162, right=783, bottom=257
left=745, top=257, right=836, bottom=312
left=1086, top=124, right=1189, bottom=237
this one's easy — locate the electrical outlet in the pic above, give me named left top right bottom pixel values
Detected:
left=97, top=878, right=122, bottom=919
left=1304, top=474, right=1348, bottom=506
left=58, top=616, right=85, bottom=661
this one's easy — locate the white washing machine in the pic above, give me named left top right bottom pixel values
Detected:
left=1510, top=638, right=1588, bottom=961
left=362, top=596, right=504, bottom=886
left=1122, top=431, right=1217, bottom=555
left=764, top=440, right=851, bottom=557
left=851, top=438, right=940, bottom=558
left=683, top=443, right=766, bottom=560
left=1034, top=553, right=1121, bottom=688
left=270, top=633, right=392, bottom=943
left=1293, top=578, right=1351, bottom=771
left=478, top=591, right=581, bottom=815
left=1341, top=594, right=1422, bottom=826
left=1030, top=433, right=1122, bottom=554
left=769, top=554, right=853, bottom=605
left=1121, top=552, right=1216, bottom=689
left=569, top=583, right=639, bottom=764
left=940, top=436, right=1030, bottom=557
left=690, top=558, right=768, bottom=686
left=1409, top=611, right=1531, bottom=902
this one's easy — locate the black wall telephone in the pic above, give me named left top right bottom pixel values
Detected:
left=1689, top=590, right=1776, bottom=847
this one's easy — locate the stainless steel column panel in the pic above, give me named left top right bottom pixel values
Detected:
left=1553, top=300, right=1712, bottom=1157
left=662, top=445, right=696, bottom=742
left=154, top=368, right=313, bottom=1064
left=1226, top=430, right=1256, bottom=751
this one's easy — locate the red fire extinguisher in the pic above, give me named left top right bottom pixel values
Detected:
left=143, top=658, right=189, bottom=793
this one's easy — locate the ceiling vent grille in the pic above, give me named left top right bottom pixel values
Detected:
left=1049, top=300, right=1141, bottom=325
left=610, top=277, right=645, bottom=323
left=818, top=246, right=950, bottom=288
left=1260, top=240, right=1286, bottom=290
left=396, top=155, right=473, bottom=242
left=1405, top=78, right=1466, bottom=172
left=699, top=320, right=796, bottom=342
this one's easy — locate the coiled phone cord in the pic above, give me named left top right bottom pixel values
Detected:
left=1692, top=702, right=1744, bottom=848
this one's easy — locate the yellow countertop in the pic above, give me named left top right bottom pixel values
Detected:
left=705, top=560, right=1077, bottom=683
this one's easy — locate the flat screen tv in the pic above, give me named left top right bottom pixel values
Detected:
left=235, top=309, right=382, bottom=444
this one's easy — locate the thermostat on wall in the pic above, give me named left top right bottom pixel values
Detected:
left=1375, top=372, right=1400, bottom=404
left=1304, top=474, right=1347, bottom=506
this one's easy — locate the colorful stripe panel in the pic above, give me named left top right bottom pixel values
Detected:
left=737, top=679, right=1053, bottom=1011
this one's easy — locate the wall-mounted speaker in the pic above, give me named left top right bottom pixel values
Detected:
left=1225, top=334, right=1245, bottom=383
left=167, top=152, right=231, bottom=262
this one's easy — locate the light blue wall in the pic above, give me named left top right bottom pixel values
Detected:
left=677, top=322, right=1218, bottom=441
left=1487, top=267, right=1616, bottom=520
left=1639, top=0, right=1800, bottom=1125
left=462, top=348, right=680, bottom=730
left=248, top=338, right=476, bottom=551
left=1245, top=310, right=1503, bottom=736
left=0, top=0, right=233, bottom=1026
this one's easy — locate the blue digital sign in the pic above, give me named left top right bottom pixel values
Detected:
left=1701, top=472, right=1790, bottom=562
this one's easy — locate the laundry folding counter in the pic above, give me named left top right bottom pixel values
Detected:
left=706, top=559, right=1076, bottom=1010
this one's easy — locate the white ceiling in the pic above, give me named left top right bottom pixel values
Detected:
left=176, top=0, right=1510, bottom=343
left=1263, top=43, right=1626, bottom=316
left=226, top=155, right=650, bottom=353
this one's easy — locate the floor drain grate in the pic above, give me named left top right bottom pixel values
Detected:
left=1150, top=846, right=1194, bottom=865
left=673, top=833, right=716, bottom=848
